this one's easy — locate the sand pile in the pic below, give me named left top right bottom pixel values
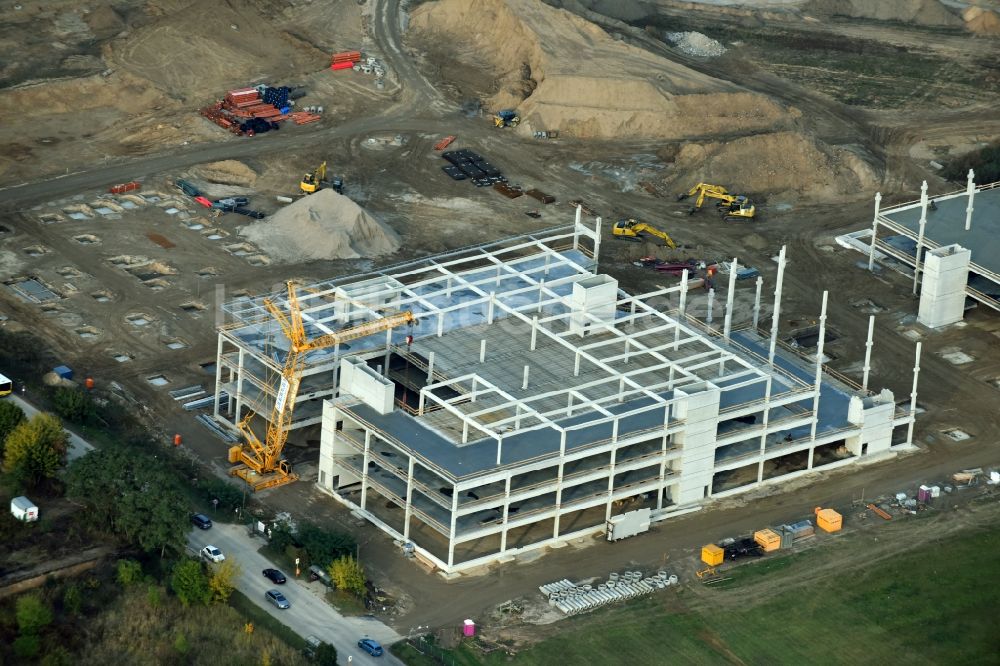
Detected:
left=188, top=160, right=257, bottom=187
left=963, top=6, right=1000, bottom=35
left=410, top=0, right=789, bottom=140
left=240, top=189, right=400, bottom=263
left=665, top=31, right=727, bottom=57
left=668, top=131, right=878, bottom=200
left=805, top=0, right=962, bottom=26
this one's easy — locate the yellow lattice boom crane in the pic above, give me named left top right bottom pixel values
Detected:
left=229, top=281, right=414, bottom=491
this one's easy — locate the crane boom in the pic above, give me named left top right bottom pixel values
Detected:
left=228, top=281, right=414, bottom=491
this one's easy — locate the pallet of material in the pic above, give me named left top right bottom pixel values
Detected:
left=494, top=182, right=523, bottom=198
left=109, top=181, right=141, bottom=194
left=526, top=189, right=556, bottom=204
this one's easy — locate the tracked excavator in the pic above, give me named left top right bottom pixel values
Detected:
left=678, top=183, right=756, bottom=222
left=299, top=161, right=344, bottom=195
left=493, top=109, right=520, bottom=128
left=612, top=219, right=677, bottom=249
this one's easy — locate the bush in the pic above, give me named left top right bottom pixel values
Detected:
left=16, top=593, right=54, bottom=634
left=3, top=413, right=68, bottom=488
left=170, top=559, right=211, bottom=607
left=200, top=476, right=244, bottom=514
left=63, top=584, right=83, bottom=615
left=146, top=585, right=162, bottom=608
left=0, top=400, right=26, bottom=453
left=13, top=634, right=41, bottom=659
left=174, top=633, right=190, bottom=656
left=328, top=555, right=366, bottom=598
left=208, top=559, right=241, bottom=604
left=296, top=522, right=355, bottom=569
left=50, top=387, right=97, bottom=426
left=116, top=558, right=143, bottom=586
left=943, top=141, right=1000, bottom=184
left=315, top=642, right=338, bottom=666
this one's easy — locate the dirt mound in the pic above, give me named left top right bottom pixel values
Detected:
left=0, top=70, right=168, bottom=116
left=240, top=189, right=400, bottom=263
left=188, top=161, right=257, bottom=187
left=805, top=0, right=963, bottom=26
left=410, top=0, right=790, bottom=140
left=964, top=6, right=1000, bottom=35
left=107, top=0, right=327, bottom=100
left=84, top=4, right=125, bottom=40
left=668, top=131, right=878, bottom=200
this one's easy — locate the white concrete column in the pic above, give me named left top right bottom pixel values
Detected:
left=522, top=365, right=530, bottom=390
left=965, top=169, right=976, bottom=231
left=234, top=347, right=246, bottom=424
left=574, top=350, right=581, bottom=376
left=723, top=257, right=738, bottom=341
left=913, top=181, right=929, bottom=295
left=213, top=335, right=224, bottom=418
left=499, top=474, right=512, bottom=553
left=679, top=269, right=689, bottom=317
left=530, top=315, right=538, bottom=351
left=906, top=342, right=922, bottom=446
left=917, top=245, right=971, bottom=328
left=360, top=430, right=372, bottom=510
left=605, top=439, right=619, bottom=521
left=437, top=311, right=445, bottom=336
left=479, top=339, right=486, bottom=363
left=537, top=279, right=545, bottom=313
left=403, top=456, right=415, bottom=540
left=447, top=490, right=459, bottom=568
left=593, top=217, right=603, bottom=262
left=706, top=288, right=715, bottom=327
left=426, top=351, right=435, bottom=384
left=752, top=276, right=763, bottom=330
left=487, top=291, right=496, bottom=324
left=496, top=435, right=503, bottom=465
left=868, top=192, right=882, bottom=272
left=768, top=245, right=787, bottom=366
left=809, top=291, right=829, bottom=444
left=862, top=315, right=875, bottom=392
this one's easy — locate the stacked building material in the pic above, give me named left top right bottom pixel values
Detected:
left=262, top=86, right=290, bottom=109
left=109, top=182, right=141, bottom=194
left=289, top=111, right=321, bottom=125
left=226, top=87, right=259, bottom=107
left=332, top=50, right=361, bottom=71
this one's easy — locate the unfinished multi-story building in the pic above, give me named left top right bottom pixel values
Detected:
left=212, top=215, right=919, bottom=574
left=841, top=174, right=1000, bottom=325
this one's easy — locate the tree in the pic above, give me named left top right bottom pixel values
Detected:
left=328, top=554, right=366, bottom=598
left=3, top=413, right=67, bottom=487
left=208, top=558, right=241, bottom=604
left=13, top=635, right=41, bottom=659
left=63, top=584, right=83, bottom=615
left=116, top=558, right=143, bottom=586
left=170, top=559, right=211, bottom=607
left=268, top=520, right=296, bottom=553
left=298, top=522, right=355, bottom=568
left=315, top=642, right=338, bottom=666
left=0, top=400, right=26, bottom=453
left=16, top=593, right=54, bottom=634
left=51, top=386, right=96, bottom=425
left=66, top=447, right=189, bottom=557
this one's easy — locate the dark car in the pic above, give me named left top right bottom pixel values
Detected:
left=357, top=638, right=383, bottom=657
left=265, top=589, right=290, bottom=609
left=191, top=513, right=212, bottom=530
left=263, top=568, right=287, bottom=584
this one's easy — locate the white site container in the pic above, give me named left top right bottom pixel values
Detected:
left=11, top=496, right=38, bottom=522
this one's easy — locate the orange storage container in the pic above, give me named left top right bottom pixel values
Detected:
left=815, top=507, right=843, bottom=533
left=754, top=528, right=781, bottom=552
left=701, top=544, right=724, bottom=566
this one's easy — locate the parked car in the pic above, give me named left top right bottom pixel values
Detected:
left=265, top=589, right=290, bottom=609
left=263, top=568, right=287, bottom=584
left=191, top=513, right=212, bottom=530
left=200, top=545, right=225, bottom=563
left=357, top=638, right=383, bottom=657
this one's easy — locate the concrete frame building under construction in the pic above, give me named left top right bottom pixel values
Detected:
left=841, top=174, right=1000, bottom=326
left=212, top=214, right=919, bottom=574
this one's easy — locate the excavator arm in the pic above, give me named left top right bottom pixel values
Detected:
left=632, top=223, right=677, bottom=249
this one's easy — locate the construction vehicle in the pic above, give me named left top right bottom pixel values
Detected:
left=695, top=566, right=718, bottom=579
left=493, top=109, right=520, bottom=128
left=299, top=161, right=344, bottom=195
left=228, top=282, right=414, bottom=491
left=678, top=182, right=756, bottom=222
left=612, top=219, right=677, bottom=249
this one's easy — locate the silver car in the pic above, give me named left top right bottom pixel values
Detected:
left=265, top=589, right=290, bottom=609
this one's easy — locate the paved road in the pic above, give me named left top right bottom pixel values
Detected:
left=187, top=523, right=403, bottom=665
left=7, top=394, right=94, bottom=461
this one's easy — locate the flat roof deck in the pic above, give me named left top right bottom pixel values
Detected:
left=340, top=329, right=855, bottom=481
left=882, top=185, right=1000, bottom=278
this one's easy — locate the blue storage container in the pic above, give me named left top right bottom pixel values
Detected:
left=53, top=365, right=73, bottom=380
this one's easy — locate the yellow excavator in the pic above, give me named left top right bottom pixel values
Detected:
left=300, top=161, right=344, bottom=195
left=678, top=183, right=756, bottom=222
left=228, top=281, right=414, bottom=491
left=612, top=219, right=677, bottom=249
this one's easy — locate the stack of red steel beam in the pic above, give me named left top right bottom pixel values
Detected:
left=226, top=87, right=259, bottom=105
left=289, top=111, right=321, bottom=125
left=331, top=50, right=361, bottom=71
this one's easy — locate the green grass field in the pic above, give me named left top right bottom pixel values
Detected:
left=395, top=526, right=1000, bottom=665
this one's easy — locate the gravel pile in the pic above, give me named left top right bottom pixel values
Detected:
left=665, top=31, right=727, bottom=57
